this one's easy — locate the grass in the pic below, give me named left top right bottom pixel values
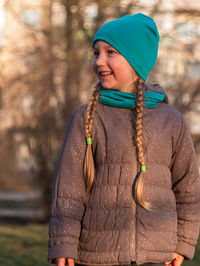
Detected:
left=0, top=223, right=49, bottom=266
left=0, top=223, right=199, bottom=266
left=182, top=237, right=200, bottom=266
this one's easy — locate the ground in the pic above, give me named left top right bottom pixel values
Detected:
left=0, top=223, right=199, bottom=266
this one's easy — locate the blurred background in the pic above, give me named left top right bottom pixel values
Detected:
left=0, top=0, right=200, bottom=265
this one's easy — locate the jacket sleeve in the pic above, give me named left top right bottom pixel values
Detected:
left=48, top=108, right=87, bottom=264
left=171, top=116, right=200, bottom=260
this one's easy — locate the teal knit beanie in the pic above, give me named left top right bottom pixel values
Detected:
left=92, top=13, right=160, bottom=81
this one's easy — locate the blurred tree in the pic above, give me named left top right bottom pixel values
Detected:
left=1, top=0, right=142, bottom=220
left=0, top=0, right=200, bottom=221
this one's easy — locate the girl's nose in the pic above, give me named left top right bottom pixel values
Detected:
left=95, top=53, right=106, bottom=67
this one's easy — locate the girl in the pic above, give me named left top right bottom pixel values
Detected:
left=48, top=13, right=200, bottom=266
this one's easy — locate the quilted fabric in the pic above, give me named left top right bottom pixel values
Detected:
left=48, top=83, right=200, bottom=265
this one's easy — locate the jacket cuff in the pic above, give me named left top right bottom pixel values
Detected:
left=48, top=243, right=77, bottom=264
left=175, top=241, right=195, bottom=260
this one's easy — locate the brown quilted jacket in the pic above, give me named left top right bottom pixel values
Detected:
left=48, top=83, right=200, bottom=265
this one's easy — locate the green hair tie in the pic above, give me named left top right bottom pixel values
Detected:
left=87, top=137, right=92, bottom=145
left=141, top=165, right=146, bottom=172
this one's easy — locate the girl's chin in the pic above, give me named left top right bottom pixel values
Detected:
left=100, top=81, right=115, bottom=90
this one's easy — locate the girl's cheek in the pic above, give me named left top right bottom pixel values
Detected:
left=92, top=58, right=96, bottom=68
left=92, top=60, right=98, bottom=74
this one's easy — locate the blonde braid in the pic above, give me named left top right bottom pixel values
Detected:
left=135, top=78, right=151, bottom=210
left=84, top=83, right=100, bottom=192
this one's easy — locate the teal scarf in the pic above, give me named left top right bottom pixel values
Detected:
left=99, top=89, right=165, bottom=109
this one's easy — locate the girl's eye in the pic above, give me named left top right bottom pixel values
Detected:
left=108, top=50, right=115, bottom=55
left=93, top=50, right=99, bottom=57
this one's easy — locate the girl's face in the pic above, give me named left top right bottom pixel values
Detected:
left=92, top=40, right=139, bottom=93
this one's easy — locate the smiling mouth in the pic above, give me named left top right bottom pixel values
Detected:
left=99, top=71, right=113, bottom=78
